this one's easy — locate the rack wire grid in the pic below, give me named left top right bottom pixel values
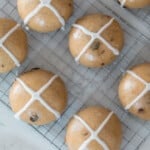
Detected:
left=0, top=0, right=150, bottom=150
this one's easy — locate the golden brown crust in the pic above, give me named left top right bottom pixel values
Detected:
left=0, top=18, right=28, bottom=73
left=119, top=63, right=150, bottom=120
left=66, top=106, right=122, bottom=150
left=17, top=0, right=74, bottom=32
left=9, top=69, right=68, bottom=125
left=69, top=13, right=124, bottom=68
left=118, top=0, right=150, bottom=8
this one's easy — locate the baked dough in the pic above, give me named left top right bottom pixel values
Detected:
left=118, top=0, right=150, bottom=8
left=69, top=13, right=124, bottom=68
left=17, top=0, right=74, bottom=32
left=119, top=63, right=150, bottom=120
left=0, top=18, right=28, bottom=73
left=66, top=106, right=122, bottom=150
left=9, top=68, right=68, bottom=125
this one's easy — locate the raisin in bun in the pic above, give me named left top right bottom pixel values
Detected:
left=66, top=106, right=122, bottom=150
left=119, top=63, right=150, bottom=120
left=9, top=68, right=67, bottom=125
left=0, top=18, right=28, bottom=73
left=69, top=13, right=124, bottom=68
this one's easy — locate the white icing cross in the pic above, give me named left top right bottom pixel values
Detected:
left=120, top=0, right=126, bottom=7
left=73, top=18, right=120, bottom=63
left=0, top=24, right=20, bottom=67
left=125, top=70, right=150, bottom=110
left=74, top=111, right=114, bottom=150
left=24, top=0, right=65, bottom=27
left=15, top=74, right=60, bottom=120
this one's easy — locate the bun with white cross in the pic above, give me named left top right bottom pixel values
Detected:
left=118, top=0, right=150, bottom=9
left=66, top=106, right=122, bottom=150
left=17, top=0, right=74, bottom=32
left=9, top=68, right=67, bottom=125
left=0, top=18, right=28, bottom=73
left=119, top=63, right=150, bottom=120
left=69, top=13, right=124, bottom=68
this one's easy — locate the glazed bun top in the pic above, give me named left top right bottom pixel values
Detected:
left=69, top=13, right=124, bottom=68
left=66, top=106, right=122, bottom=150
left=9, top=69, right=67, bottom=125
left=119, top=63, right=150, bottom=120
left=0, top=18, right=28, bottom=73
left=17, top=0, right=74, bottom=32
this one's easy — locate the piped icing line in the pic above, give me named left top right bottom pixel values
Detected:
left=74, top=111, right=113, bottom=150
left=14, top=74, right=60, bottom=120
left=127, top=70, right=147, bottom=85
left=120, top=0, right=126, bottom=7
left=74, top=115, right=109, bottom=150
left=0, top=24, right=20, bottom=67
left=45, top=3, right=65, bottom=27
left=73, top=18, right=120, bottom=63
left=24, top=0, right=65, bottom=27
left=24, top=3, right=43, bottom=25
left=125, top=70, right=150, bottom=110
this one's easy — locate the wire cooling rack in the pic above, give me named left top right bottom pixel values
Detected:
left=0, top=0, right=150, bottom=150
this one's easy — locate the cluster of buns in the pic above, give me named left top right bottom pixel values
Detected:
left=0, top=0, right=149, bottom=149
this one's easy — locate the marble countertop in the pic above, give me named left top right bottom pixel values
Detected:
left=139, top=136, right=150, bottom=150
left=0, top=102, right=52, bottom=150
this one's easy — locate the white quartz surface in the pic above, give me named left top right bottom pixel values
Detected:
left=0, top=102, right=51, bottom=150
left=139, top=136, right=150, bottom=150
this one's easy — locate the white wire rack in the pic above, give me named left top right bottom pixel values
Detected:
left=0, top=0, right=150, bottom=150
